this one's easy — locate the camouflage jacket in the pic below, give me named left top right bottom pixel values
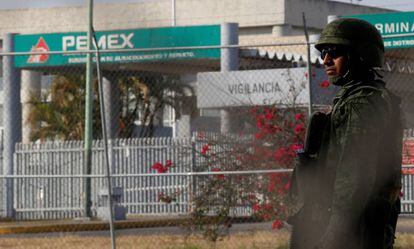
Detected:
left=316, top=79, right=403, bottom=249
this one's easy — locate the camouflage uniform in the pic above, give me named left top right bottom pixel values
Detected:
left=290, top=18, right=403, bottom=249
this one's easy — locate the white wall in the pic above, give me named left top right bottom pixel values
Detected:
left=285, top=0, right=394, bottom=35
left=0, top=0, right=391, bottom=39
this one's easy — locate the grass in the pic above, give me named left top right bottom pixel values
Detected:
left=0, top=230, right=290, bottom=249
left=395, top=233, right=414, bottom=249
left=0, top=231, right=413, bottom=249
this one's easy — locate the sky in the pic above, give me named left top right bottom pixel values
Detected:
left=0, top=0, right=413, bottom=11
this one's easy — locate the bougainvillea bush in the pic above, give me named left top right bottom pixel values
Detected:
left=149, top=72, right=317, bottom=241
left=148, top=105, right=308, bottom=241
left=173, top=106, right=306, bottom=241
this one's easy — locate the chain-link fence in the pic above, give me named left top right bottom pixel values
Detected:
left=0, top=26, right=413, bottom=249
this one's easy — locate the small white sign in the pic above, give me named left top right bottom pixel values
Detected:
left=197, top=68, right=309, bottom=108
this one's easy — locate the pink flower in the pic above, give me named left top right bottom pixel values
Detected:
left=294, top=113, right=305, bottom=121
left=267, top=181, right=276, bottom=193
left=320, top=80, right=330, bottom=88
left=256, top=119, right=264, bottom=129
left=274, top=147, right=295, bottom=166
left=197, top=132, right=205, bottom=139
left=201, top=144, right=210, bottom=155
left=252, top=203, right=261, bottom=212
left=291, top=143, right=304, bottom=152
left=264, top=108, right=275, bottom=120
left=272, top=220, right=284, bottom=230
left=248, top=194, right=257, bottom=201
left=250, top=106, right=259, bottom=114
left=284, top=121, right=293, bottom=128
left=304, top=72, right=315, bottom=78
left=263, top=203, right=273, bottom=211
left=151, top=162, right=167, bottom=173
left=294, top=123, right=305, bottom=135
left=277, top=187, right=287, bottom=195
left=265, top=113, right=274, bottom=121
left=255, top=131, right=264, bottom=140
left=284, top=181, right=291, bottom=191
left=211, top=167, right=225, bottom=180
left=151, top=160, right=174, bottom=173
left=262, top=213, right=271, bottom=221
left=274, top=148, right=286, bottom=162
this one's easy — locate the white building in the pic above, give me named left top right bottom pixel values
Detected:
left=0, top=0, right=403, bottom=141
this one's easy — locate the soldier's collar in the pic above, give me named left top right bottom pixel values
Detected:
left=333, top=80, right=364, bottom=104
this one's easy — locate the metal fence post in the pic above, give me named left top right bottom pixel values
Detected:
left=83, top=0, right=94, bottom=219
left=2, top=33, right=21, bottom=218
left=302, top=13, right=313, bottom=116
left=189, top=135, right=197, bottom=212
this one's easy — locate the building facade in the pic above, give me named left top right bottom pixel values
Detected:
left=0, top=0, right=395, bottom=141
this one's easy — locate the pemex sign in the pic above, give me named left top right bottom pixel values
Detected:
left=13, top=25, right=221, bottom=68
left=345, top=12, right=414, bottom=49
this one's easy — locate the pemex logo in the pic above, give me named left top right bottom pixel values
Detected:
left=27, top=37, right=50, bottom=64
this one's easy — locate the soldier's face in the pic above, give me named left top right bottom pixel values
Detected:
left=321, top=46, right=349, bottom=77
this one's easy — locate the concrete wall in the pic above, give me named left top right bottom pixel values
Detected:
left=0, top=0, right=392, bottom=39
left=285, top=0, right=395, bottom=35
left=176, top=0, right=285, bottom=27
left=0, top=1, right=171, bottom=36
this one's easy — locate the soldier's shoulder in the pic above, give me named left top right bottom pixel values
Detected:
left=346, top=80, right=392, bottom=104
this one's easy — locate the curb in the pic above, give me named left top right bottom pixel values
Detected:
left=0, top=218, right=187, bottom=235
left=0, top=216, right=258, bottom=235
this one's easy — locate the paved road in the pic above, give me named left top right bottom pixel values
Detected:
left=397, top=215, right=414, bottom=233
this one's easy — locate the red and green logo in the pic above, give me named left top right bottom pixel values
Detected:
left=27, top=37, right=50, bottom=64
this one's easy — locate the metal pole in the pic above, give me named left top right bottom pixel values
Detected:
left=302, top=13, right=313, bottom=116
left=21, top=70, right=41, bottom=144
left=93, top=32, right=117, bottom=249
left=83, top=0, right=94, bottom=218
left=220, top=23, right=239, bottom=133
left=103, top=76, right=119, bottom=139
left=172, top=0, right=176, bottom=26
left=2, top=33, right=21, bottom=218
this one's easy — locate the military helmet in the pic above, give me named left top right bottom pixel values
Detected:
left=315, top=18, right=384, bottom=68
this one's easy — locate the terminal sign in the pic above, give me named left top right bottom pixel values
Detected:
left=346, top=12, right=414, bottom=49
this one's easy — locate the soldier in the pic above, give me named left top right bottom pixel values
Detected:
left=289, top=18, right=403, bottom=249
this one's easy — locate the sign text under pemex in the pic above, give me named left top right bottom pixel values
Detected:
left=13, top=25, right=221, bottom=68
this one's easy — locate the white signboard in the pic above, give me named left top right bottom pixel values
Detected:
left=197, top=68, right=309, bottom=108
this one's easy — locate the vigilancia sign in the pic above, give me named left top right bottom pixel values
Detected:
left=345, top=11, right=414, bottom=49
left=13, top=25, right=221, bottom=68
left=197, top=68, right=336, bottom=108
left=197, top=68, right=310, bottom=108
